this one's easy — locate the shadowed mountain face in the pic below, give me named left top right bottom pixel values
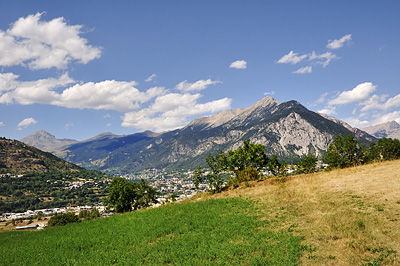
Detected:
left=31, top=97, right=376, bottom=175
left=21, top=130, right=78, bottom=152
left=362, top=121, right=400, bottom=140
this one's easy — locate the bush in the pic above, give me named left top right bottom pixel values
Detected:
left=48, top=212, right=79, bottom=227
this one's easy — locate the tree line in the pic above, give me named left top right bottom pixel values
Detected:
left=195, top=136, right=400, bottom=193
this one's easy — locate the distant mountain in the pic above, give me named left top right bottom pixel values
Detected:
left=55, top=96, right=376, bottom=175
left=21, top=130, right=78, bottom=152
left=362, top=121, right=400, bottom=140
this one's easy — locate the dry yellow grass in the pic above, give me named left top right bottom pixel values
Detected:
left=192, top=160, right=400, bottom=265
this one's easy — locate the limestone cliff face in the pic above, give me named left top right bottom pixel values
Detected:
left=50, top=96, right=375, bottom=174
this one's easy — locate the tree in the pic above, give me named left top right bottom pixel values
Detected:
left=132, top=179, right=159, bottom=210
left=205, top=152, right=228, bottom=193
left=267, top=155, right=287, bottom=177
left=105, top=177, right=136, bottom=213
left=324, top=134, right=361, bottom=169
left=105, top=177, right=158, bottom=213
left=227, top=140, right=268, bottom=174
left=193, top=166, right=203, bottom=189
left=48, top=212, right=79, bottom=227
left=295, top=155, right=318, bottom=174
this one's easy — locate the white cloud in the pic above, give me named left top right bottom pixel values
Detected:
left=175, top=79, right=221, bottom=92
left=327, top=34, right=352, bottom=50
left=55, top=82, right=165, bottom=112
left=104, top=114, right=112, bottom=118
left=17, top=117, right=37, bottom=130
left=371, top=111, right=400, bottom=125
left=309, top=51, right=337, bottom=67
left=65, top=122, right=73, bottom=130
left=145, top=73, right=157, bottom=82
left=315, top=92, right=329, bottom=104
left=277, top=51, right=307, bottom=64
left=0, top=13, right=101, bottom=70
left=361, top=93, right=400, bottom=112
left=229, top=60, right=247, bottom=69
left=121, top=94, right=231, bottom=132
left=264, top=91, right=275, bottom=96
left=0, top=73, right=167, bottom=112
left=343, top=117, right=370, bottom=128
left=293, top=66, right=312, bottom=74
left=329, top=82, right=376, bottom=105
left=0, top=72, right=75, bottom=104
left=0, top=122, right=4, bottom=126
left=317, top=107, right=337, bottom=116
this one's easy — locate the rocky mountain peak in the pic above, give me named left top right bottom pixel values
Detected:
left=21, top=130, right=78, bottom=152
left=362, top=121, right=400, bottom=140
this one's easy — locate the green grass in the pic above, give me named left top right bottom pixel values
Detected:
left=0, top=198, right=302, bottom=265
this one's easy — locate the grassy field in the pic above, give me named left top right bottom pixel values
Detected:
left=203, top=159, right=400, bottom=265
left=0, top=198, right=301, bottom=265
left=1, top=160, right=400, bottom=265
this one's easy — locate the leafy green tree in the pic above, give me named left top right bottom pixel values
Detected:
left=227, top=140, right=269, bottom=174
left=377, top=138, right=400, bottom=161
left=205, top=152, right=228, bottom=193
left=193, top=166, right=203, bottom=189
left=295, top=155, right=318, bottom=174
left=104, top=177, right=136, bottom=213
left=324, top=134, right=361, bottom=169
left=132, top=179, right=159, bottom=210
left=48, top=212, right=79, bottom=227
left=267, top=155, right=288, bottom=177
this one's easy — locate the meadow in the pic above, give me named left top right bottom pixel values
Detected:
left=0, top=198, right=301, bottom=265
left=1, top=159, right=400, bottom=265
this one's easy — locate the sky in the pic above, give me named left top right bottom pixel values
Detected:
left=0, top=1, right=399, bottom=141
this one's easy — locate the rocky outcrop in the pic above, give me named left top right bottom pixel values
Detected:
left=362, top=121, right=400, bottom=140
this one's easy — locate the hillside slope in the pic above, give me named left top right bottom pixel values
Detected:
left=205, top=159, right=400, bottom=265
left=0, top=137, right=110, bottom=213
left=1, top=160, right=399, bottom=265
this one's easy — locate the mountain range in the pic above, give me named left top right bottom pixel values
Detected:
left=21, top=96, right=377, bottom=175
left=362, top=121, right=400, bottom=140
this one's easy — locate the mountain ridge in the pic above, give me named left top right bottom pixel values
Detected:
left=33, top=96, right=375, bottom=175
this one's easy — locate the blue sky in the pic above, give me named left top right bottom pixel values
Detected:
left=0, top=1, right=399, bottom=141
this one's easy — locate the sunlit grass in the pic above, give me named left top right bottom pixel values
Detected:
left=200, top=159, right=400, bottom=265
left=0, top=198, right=301, bottom=265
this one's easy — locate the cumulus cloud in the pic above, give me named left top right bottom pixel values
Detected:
left=122, top=96, right=231, bottom=132
left=1, top=72, right=230, bottom=132
left=229, top=60, right=247, bottom=69
left=17, top=117, right=37, bottom=130
left=361, top=93, right=400, bottom=112
left=343, top=117, right=370, bottom=128
left=327, top=34, right=352, bottom=50
left=293, top=66, right=312, bottom=74
left=145, top=73, right=157, bottom=82
left=0, top=72, right=167, bottom=112
left=0, top=72, right=75, bottom=104
left=175, top=79, right=221, bottom=92
left=0, top=13, right=101, bottom=70
left=318, top=107, right=337, bottom=116
left=309, top=51, right=337, bottom=67
left=329, top=82, right=376, bottom=105
left=277, top=51, right=307, bottom=64
left=371, top=111, right=400, bottom=125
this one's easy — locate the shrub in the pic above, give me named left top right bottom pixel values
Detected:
left=48, top=212, right=79, bottom=227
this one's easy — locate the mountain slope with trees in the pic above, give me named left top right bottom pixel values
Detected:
left=0, top=137, right=110, bottom=213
